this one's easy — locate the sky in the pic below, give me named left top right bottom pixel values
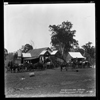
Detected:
left=4, top=3, right=95, bottom=52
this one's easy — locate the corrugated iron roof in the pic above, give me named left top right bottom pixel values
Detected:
left=22, top=53, right=31, bottom=57
left=40, top=50, right=47, bottom=55
left=50, top=50, right=58, bottom=55
left=40, top=50, right=51, bottom=55
left=69, top=52, right=85, bottom=58
left=24, top=56, right=39, bottom=60
left=27, top=47, right=50, bottom=57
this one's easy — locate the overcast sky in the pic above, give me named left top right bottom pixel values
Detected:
left=4, top=3, right=95, bottom=52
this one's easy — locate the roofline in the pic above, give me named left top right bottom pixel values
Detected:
left=33, top=47, right=50, bottom=50
left=28, top=47, right=51, bottom=52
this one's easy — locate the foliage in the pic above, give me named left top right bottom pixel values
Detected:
left=82, top=42, right=95, bottom=65
left=73, top=46, right=85, bottom=55
left=82, top=42, right=95, bottom=59
left=22, top=44, right=33, bottom=53
left=49, top=21, right=78, bottom=57
left=6, top=53, right=13, bottom=60
left=4, top=48, right=8, bottom=60
left=13, top=52, right=18, bottom=61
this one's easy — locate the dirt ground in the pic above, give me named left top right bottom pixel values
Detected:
left=5, top=67, right=96, bottom=97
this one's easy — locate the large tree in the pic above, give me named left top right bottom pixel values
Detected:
left=13, top=52, right=18, bottom=60
left=73, top=46, right=85, bottom=55
left=82, top=42, right=95, bottom=65
left=49, top=21, right=78, bottom=57
left=22, top=44, right=33, bottom=53
left=82, top=42, right=95, bottom=59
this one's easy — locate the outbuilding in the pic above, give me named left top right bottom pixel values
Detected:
left=65, top=52, right=86, bottom=68
left=66, top=52, right=85, bottom=62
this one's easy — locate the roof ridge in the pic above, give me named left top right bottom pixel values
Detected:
left=29, top=47, right=49, bottom=51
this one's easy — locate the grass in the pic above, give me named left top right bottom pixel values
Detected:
left=5, top=67, right=96, bottom=97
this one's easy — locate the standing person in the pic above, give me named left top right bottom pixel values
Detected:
left=66, top=61, right=70, bottom=71
left=75, top=59, right=79, bottom=72
left=75, top=59, right=77, bottom=68
left=60, top=62, right=63, bottom=71
left=61, top=61, right=66, bottom=71
left=8, top=61, right=11, bottom=72
left=73, top=59, right=75, bottom=69
left=61, top=65, right=63, bottom=71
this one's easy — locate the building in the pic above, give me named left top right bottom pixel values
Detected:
left=22, top=47, right=52, bottom=64
left=65, top=52, right=85, bottom=63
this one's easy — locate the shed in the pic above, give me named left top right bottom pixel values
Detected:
left=69, top=52, right=85, bottom=58
left=66, top=52, right=85, bottom=62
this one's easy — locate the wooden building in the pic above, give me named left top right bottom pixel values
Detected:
left=23, top=47, right=52, bottom=64
left=65, top=52, right=85, bottom=63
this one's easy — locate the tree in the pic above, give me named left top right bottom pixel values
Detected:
left=82, top=42, right=95, bottom=65
left=22, top=44, right=33, bottom=53
left=13, top=52, right=18, bottom=61
left=49, top=21, right=78, bottom=58
left=6, top=52, right=14, bottom=61
left=4, top=48, right=8, bottom=60
left=82, top=42, right=95, bottom=59
left=73, top=46, right=85, bottom=55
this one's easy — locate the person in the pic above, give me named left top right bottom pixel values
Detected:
left=61, top=64, right=63, bottom=71
left=75, top=59, right=79, bottom=72
left=73, top=60, right=76, bottom=69
left=75, top=59, right=78, bottom=68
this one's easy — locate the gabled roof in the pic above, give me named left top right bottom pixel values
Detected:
left=24, top=56, right=39, bottom=60
left=40, top=50, right=51, bottom=55
left=40, top=50, right=47, bottom=55
left=27, top=47, right=50, bottom=57
left=69, top=52, right=85, bottom=58
left=50, top=50, right=58, bottom=55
